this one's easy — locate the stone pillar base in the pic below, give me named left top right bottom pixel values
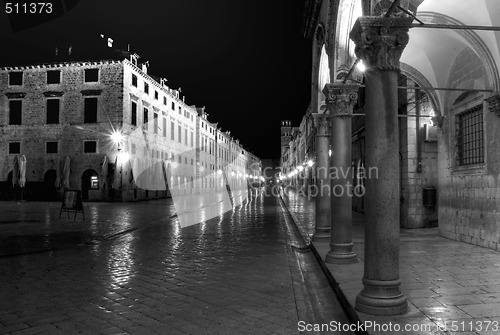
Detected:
left=325, top=243, right=358, bottom=264
left=312, top=229, right=331, bottom=242
left=355, top=278, right=408, bottom=315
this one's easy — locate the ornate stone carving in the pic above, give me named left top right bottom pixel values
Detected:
left=322, top=83, right=359, bottom=117
left=486, top=95, right=500, bottom=116
left=312, top=112, right=330, bottom=136
left=349, top=16, right=413, bottom=72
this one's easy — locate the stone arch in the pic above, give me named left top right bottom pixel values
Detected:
left=418, top=11, right=500, bottom=92
left=81, top=169, right=99, bottom=200
left=401, top=62, right=442, bottom=118
left=334, top=0, right=363, bottom=79
left=445, top=47, right=490, bottom=111
left=43, top=169, right=58, bottom=201
left=312, top=23, right=328, bottom=113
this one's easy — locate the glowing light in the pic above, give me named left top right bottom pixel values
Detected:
left=118, top=152, right=130, bottom=163
left=357, top=60, right=366, bottom=72
left=217, top=169, right=222, bottom=175
left=307, top=160, right=314, bottom=167
left=298, top=166, right=304, bottom=172
left=110, top=130, right=124, bottom=144
left=329, top=149, right=332, bottom=157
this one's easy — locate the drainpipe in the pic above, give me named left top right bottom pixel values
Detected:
left=416, top=88, right=422, bottom=173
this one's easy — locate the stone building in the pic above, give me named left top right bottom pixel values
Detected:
left=294, top=0, right=500, bottom=316
left=0, top=43, right=261, bottom=201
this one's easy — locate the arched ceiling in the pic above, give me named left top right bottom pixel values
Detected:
left=401, top=0, right=500, bottom=108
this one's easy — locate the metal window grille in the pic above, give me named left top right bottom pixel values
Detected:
left=456, top=104, right=484, bottom=166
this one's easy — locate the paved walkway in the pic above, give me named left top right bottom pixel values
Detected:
left=0, top=190, right=353, bottom=334
left=281, top=188, right=500, bottom=335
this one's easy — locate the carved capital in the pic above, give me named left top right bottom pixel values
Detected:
left=323, top=83, right=360, bottom=117
left=312, top=113, right=330, bottom=136
left=349, top=16, right=413, bottom=72
left=486, top=94, right=500, bottom=116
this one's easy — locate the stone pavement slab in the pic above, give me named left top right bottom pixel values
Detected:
left=281, top=188, right=500, bottom=335
left=0, top=200, right=176, bottom=257
left=0, top=190, right=354, bottom=334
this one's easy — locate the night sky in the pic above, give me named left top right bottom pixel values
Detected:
left=0, top=0, right=312, bottom=159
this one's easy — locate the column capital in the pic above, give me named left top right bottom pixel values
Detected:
left=323, top=83, right=360, bottom=117
left=349, top=16, right=413, bottom=72
left=312, top=112, right=330, bottom=136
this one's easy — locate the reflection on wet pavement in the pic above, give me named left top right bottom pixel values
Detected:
left=0, top=190, right=310, bottom=334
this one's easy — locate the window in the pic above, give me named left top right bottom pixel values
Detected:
left=185, top=128, right=188, bottom=145
left=46, top=99, right=59, bottom=124
left=131, top=101, right=137, bottom=126
left=47, top=70, right=61, bottom=84
left=154, top=91, right=158, bottom=100
left=83, top=141, right=97, bottom=153
left=456, top=104, right=484, bottom=166
left=9, top=100, right=22, bottom=125
left=144, top=83, right=149, bottom=94
left=163, top=117, right=167, bottom=137
left=163, top=97, right=167, bottom=105
left=191, top=131, right=194, bottom=147
left=171, top=121, right=175, bottom=140
left=143, top=108, right=149, bottom=130
left=154, top=112, right=158, bottom=134
left=132, top=74, right=138, bottom=87
left=9, top=72, right=23, bottom=86
left=84, top=69, right=99, bottom=82
left=46, top=141, right=58, bottom=154
left=171, top=101, right=175, bottom=110
left=9, top=142, right=20, bottom=154
left=178, top=125, right=182, bottom=142
left=178, top=106, right=182, bottom=115
left=84, top=97, right=98, bottom=123
left=178, top=155, right=182, bottom=163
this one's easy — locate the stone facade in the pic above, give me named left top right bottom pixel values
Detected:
left=1, top=54, right=260, bottom=201
left=438, top=47, right=500, bottom=251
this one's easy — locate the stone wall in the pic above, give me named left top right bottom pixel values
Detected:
left=438, top=47, right=500, bottom=251
left=0, top=61, right=126, bottom=200
left=400, top=81, right=439, bottom=228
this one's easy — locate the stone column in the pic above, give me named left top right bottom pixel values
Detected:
left=323, top=83, right=359, bottom=264
left=349, top=16, right=413, bottom=315
left=311, top=113, right=331, bottom=241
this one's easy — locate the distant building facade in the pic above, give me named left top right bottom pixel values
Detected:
left=0, top=46, right=261, bottom=201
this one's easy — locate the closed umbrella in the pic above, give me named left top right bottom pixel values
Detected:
left=62, top=156, right=71, bottom=188
left=101, top=156, right=108, bottom=191
left=19, top=154, right=26, bottom=187
left=112, top=155, right=120, bottom=189
left=54, top=157, right=61, bottom=188
left=12, top=155, right=19, bottom=187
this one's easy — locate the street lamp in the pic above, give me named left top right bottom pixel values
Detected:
left=110, top=130, right=124, bottom=150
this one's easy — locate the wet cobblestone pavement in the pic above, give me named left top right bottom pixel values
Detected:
left=0, top=190, right=340, bottom=334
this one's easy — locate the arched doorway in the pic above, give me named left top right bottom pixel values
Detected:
left=43, top=169, right=58, bottom=201
left=81, top=169, right=98, bottom=200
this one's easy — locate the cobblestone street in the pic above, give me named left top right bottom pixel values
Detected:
left=0, top=190, right=350, bottom=334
